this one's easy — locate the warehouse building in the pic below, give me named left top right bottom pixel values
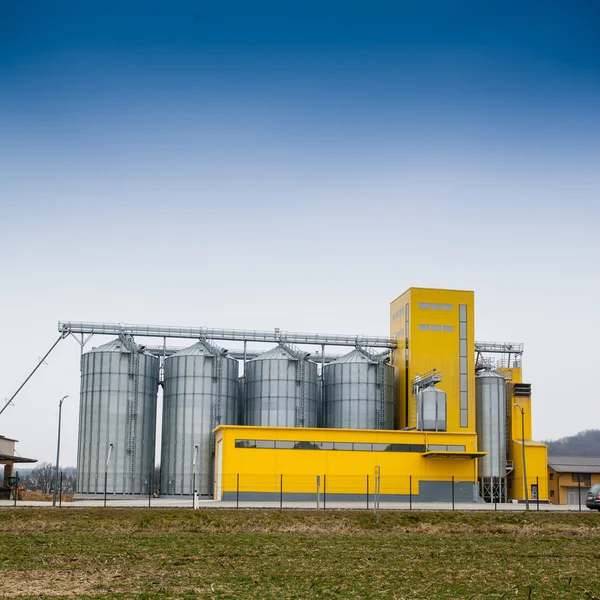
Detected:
left=61, top=286, right=548, bottom=503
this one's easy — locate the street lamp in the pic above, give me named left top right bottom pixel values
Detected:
left=514, top=403, right=529, bottom=510
left=52, top=395, right=69, bottom=507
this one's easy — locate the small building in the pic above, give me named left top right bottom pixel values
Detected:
left=548, top=456, right=600, bottom=505
left=0, top=435, right=37, bottom=498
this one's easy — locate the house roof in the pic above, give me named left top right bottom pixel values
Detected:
left=548, top=456, right=600, bottom=474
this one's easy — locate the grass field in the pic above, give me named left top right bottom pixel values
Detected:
left=0, top=509, right=599, bottom=599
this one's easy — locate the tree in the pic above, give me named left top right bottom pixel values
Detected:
left=23, top=462, right=55, bottom=494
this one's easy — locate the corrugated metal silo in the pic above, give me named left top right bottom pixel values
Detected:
left=243, top=345, right=318, bottom=427
left=476, top=368, right=508, bottom=501
left=322, top=348, right=394, bottom=430
left=77, top=336, right=159, bottom=495
left=161, top=340, right=239, bottom=496
left=417, top=387, right=447, bottom=431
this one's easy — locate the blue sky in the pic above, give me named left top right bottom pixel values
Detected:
left=1, top=1, right=599, bottom=464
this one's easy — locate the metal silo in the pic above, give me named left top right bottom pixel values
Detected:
left=243, top=344, right=318, bottom=427
left=417, top=387, right=447, bottom=431
left=323, top=348, right=394, bottom=430
left=77, top=336, right=159, bottom=495
left=161, top=340, right=239, bottom=496
left=476, top=368, right=508, bottom=502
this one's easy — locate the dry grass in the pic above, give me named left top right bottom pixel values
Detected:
left=0, top=509, right=599, bottom=599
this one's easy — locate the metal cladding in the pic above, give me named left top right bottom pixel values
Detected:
left=475, top=369, right=508, bottom=478
left=243, top=344, right=318, bottom=427
left=77, top=337, right=159, bottom=495
left=322, top=348, right=394, bottom=430
left=161, top=341, right=239, bottom=496
left=417, top=387, right=447, bottom=431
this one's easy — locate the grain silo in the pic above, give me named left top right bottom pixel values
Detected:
left=476, top=368, right=508, bottom=502
left=322, top=348, right=394, bottom=430
left=77, top=336, right=159, bottom=495
left=243, top=344, right=318, bottom=428
left=161, top=340, right=239, bottom=496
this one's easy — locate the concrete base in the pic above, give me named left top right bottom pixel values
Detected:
left=222, top=481, right=477, bottom=503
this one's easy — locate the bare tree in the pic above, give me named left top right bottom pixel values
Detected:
left=23, top=462, right=55, bottom=494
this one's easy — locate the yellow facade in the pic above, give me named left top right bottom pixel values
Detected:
left=390, top=288, right=475, bottom=432
left=214, top=425, right=483, bottom=501
left=510, top=441, right=549, bottom=502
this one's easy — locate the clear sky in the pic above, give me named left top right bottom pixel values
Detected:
left=1, top=1, right=599, bottom=465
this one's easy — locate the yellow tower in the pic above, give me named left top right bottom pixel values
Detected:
left=390, top=288, right=476, bottom=432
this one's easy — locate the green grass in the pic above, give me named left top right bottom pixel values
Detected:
left=0, top=509, right=599, bottom=599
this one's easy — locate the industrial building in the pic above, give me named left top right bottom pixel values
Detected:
left=58, top=286, right=548, bottom=503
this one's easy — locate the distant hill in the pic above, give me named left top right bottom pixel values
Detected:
left=543, top=429, right=600, bottom=457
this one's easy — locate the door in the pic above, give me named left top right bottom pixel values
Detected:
left=214, top=439, right=223, bottom=500
left=566, top=487, right=587, bottom=505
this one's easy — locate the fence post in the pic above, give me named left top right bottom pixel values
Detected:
left=451, top=475, right=455, bottom=511
left=578, top=478, right=581, bottom=512
left=148, top=471, right=152, bottom=508
left=280, top=474, right=283, bottom=510
left=193, top=472, right=196, bottom=509
left=494, top=476, right=497, bottom=511
left=366, top=474, right=369, bottom=510
left=409, top=475, right=412, bottom=510
left=236, top=474, right=240, bottom=509
left=536, top=476, right=540, bottom=511
left=59, top=472, right=63, bottom=508
left=104, top=471, right=108, bottom=508
left=323, top=474, right=326, bottom=510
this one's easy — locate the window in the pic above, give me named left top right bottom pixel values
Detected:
left=549, top=473, right=554, bottom=480
left=353, top=443, right=372, bottom=451
left=418, top=324, right=430, bottom=330
left=430, top=303, right=441, bottom=310
left=316, top=442, right=333, bottom=450
left=419, top=302, right=429, bottom=309
left=459, top=304, right=468, bottom=428
left=442, top=325, right=453, bottom=332
left=442, top=304, right=452, bottom=311
left=427, top=444, right=466, bottom=452
left=256, top=440, right=275, bottom=449
left=372, top=444, right=389, bottom=452
left=430, top=324, right=441, bottom=331
left=334, top=442, right=353, bottom=451
left=572, top=473, right=591, bottom=486
left=275, top=440, right=295, bottom=449
left=234, top=439, right=426, bottom=453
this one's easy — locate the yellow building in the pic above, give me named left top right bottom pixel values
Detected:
left=211, top=286, right=549, bottom=504
left=214, top=425, right=484, bottom=501
left=390, top=288, right=475, bottom=432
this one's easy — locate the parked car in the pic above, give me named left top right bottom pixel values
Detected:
left=585, top=484, right=600, bottom=510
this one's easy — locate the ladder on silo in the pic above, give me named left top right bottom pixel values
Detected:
left=296, top=358, right=306, bottom=428
left=211, top=354, right=223, bottom=454
left=376, top=362, right=385, bottom=430
left=127, top=349, right=140, bottom=492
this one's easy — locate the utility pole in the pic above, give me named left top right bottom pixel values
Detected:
left=52, top=395, right=69, bottom=507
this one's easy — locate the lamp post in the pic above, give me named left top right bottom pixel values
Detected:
left=514, top=403, right=529, bottom=510
left=52, top=395, right=69, bottom=507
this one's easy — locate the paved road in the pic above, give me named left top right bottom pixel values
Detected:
left=0, top=498, right=594, bottom=511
